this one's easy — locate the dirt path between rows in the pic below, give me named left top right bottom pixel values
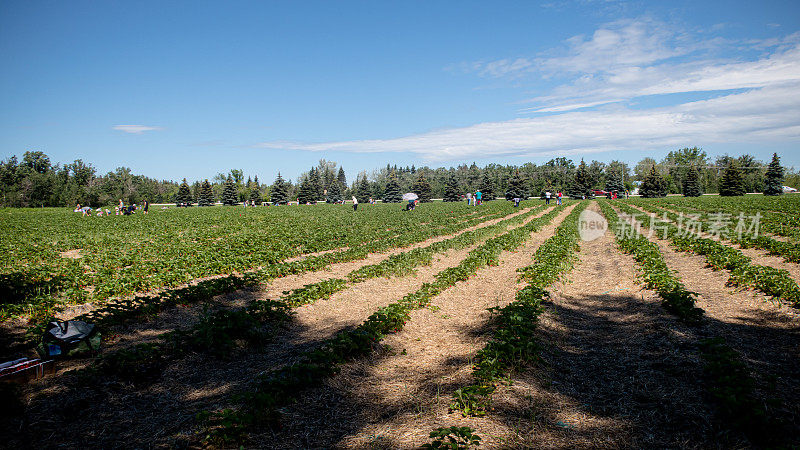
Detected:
left=453, top=201, right=712, bottom=448
left=253, top=203, right=578, bottom=448
left=13, top=206, right=553, bottom=449
left=615, top=204, right=800, bottom=444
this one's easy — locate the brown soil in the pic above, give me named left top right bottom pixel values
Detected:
left=253, top=203, right=578, bottom=448
left=59, top=249, right=83, bottom=259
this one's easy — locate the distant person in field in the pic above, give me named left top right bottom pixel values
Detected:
left=143, top=201, right=149, bottom=214
left=476, top=190, right=482, bottom=205
left=557, top=191, right=562, bottom=205
left=352, top=196, right=358, bottom=211
left=466, top=191, right=472, bottom=206
left=513, top=197, right=521, bottom=207
left=545, top=190, right=551, bottom=205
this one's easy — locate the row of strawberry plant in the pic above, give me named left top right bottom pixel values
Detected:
left=197, top=202, right=570, bottom=445
left=642, top=196, right=800, bottom=241
left=448, top=202, right=587, bottom=419
left=281, top=205, right=549, bottom=306
left=632, top=198, right=800, bottom=264
left=26, top=205, right=535, bottom=339
left=617, top=202, right=800, bottom=308
left=597, top=201, right=704, bottom=324
left=610, top=204, right=786, bottom=445
left=2, top=201, right=517, bottom=321
left=86, top=207, right=551, bottom=391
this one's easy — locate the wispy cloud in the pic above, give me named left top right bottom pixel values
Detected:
left=256, top=82, right=800, bottom=162
left=464, top=18, right=800, bottom=113
left=112, top=124, right=163, bottom=134
left=258, top=18, right=800, bottom=163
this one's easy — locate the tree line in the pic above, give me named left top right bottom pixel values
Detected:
left=0, top=148, right=796, bottom=207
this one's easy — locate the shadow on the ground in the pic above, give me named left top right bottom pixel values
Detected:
left=6, top=287, right=799, bottom=449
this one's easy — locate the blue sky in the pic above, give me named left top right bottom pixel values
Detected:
left=1, top=0, right=799, bottom=183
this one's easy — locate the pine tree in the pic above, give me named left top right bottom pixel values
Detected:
left=222, top=176, right=239, bottom=205
left=175, top=178, right=193, bottom=206
left=297, top=176, right=315, bottom=204
left=383, top=170, right=402, bottom=203
left=355, top=175, right=371, bottom=203
left=505, top=171, right=526, bottom=200
left=764, top=153, right=784, bottom=196
left=270, top=173, right=289, bottom=204
left=479, top=171, right=495, bottom=200
left=443, top=172, right=461, bottom=202
left=605, top=167, right=624, bottom=193
left=719, top=161, right=745, bottom=196
left=682, top=165, right=702, bottom=197
left=326, top=179, right=342, bottom=203
left=198, top=179, right=215, bottom=206
left=412, top=172, right=432, bottom=202
left=568, top=160, right=592, bottom=199
left=308, top=168, right=324, bottom=201
left=249, top=186, right=262, bottom=205
left=640, top=165, right=667, bottom=198
left=337, top=167, right=347, bottom=192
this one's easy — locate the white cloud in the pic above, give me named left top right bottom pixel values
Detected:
left=112, top=125, right=163, bottom=134
left=256, top=82, right=800, bottom=162
left=257, top=19, right=800, bottom=164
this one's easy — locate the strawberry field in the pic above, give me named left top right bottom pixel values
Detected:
left=2, top=195, right=800, bottom=449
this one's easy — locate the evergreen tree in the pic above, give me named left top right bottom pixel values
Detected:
left=337, top=167, right=347, bottom=191
left=443, top=172, right=461, bottom=202
left=604, top=167, right=624, bottom=193
left=505, top=171, right=526, bottom=200
left=297, top=176, right=315, bottom=204
left=249, top=186, right=262, bottom=205
left=308, top=168, right=324, bottom=201
left=222, top=176, right=239, bottom=205
left=412, top=172, right=432, bottom=202
left=568, top=160, right=592, bottom=199
left=764, top=153, right=784, bottom=196
left=383, top=170, right=402, bottom=203
left=175, top=178, right=193, bottom=206
left=682, top=165, right=702, bottom=197
left=326, top=179, right=342, bottom=203
left=719, top=161, right=745, bottom=196
left=270, top=173, right=289, bottom=204
left=355, top=175, right=371, bottom=203
left=640, top=165, right=667, bottom=198
left=198, top=179, right=215, bottom=206
left=479, top=171, right=495, bottom=200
